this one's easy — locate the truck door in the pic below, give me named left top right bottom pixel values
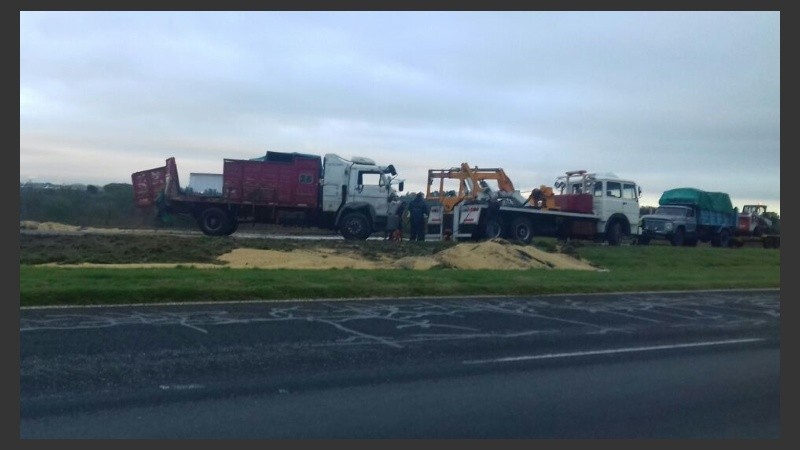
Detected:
left=593, top=180, right=640, bottom=233
left=620, top=182, right=640, bottom=230
left=350, top=170, right=389, bottom=214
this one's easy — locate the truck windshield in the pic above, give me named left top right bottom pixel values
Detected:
left=655, top=206, right=690, bottom=216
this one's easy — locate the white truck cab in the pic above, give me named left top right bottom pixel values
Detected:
left=555, top=170, right=641, bottom=244
left=321, top=154, right=403, bottom=239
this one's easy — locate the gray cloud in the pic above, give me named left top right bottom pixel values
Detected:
left=20, top=11, right=780, bottom=213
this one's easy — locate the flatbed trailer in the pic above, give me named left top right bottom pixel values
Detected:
left=427, top=202, right=600, bottom=243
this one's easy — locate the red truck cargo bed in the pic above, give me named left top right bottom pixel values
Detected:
left=222, top=153, right=321, bottom=208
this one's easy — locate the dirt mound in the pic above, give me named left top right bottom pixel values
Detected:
left=21, top=221, right=81, bottom=232
left=433, top=239, right=595, bottom=270
left=216, top=238, right=598, bottom=271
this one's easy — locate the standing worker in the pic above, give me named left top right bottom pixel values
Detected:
left=408, top=192, right=429, bottom=242
left=385, top=194, right=402, bottom=240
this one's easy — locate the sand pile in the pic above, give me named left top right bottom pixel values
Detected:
left=218, top=248, right=388, bottom=270
left=217, top=239, right=598, bottom=271
left=21, top=221, right=81, bottom=232
left=432, top=239, right=595, bottom=270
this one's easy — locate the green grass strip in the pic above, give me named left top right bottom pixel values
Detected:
left=21, top=245, right=780, bottom=307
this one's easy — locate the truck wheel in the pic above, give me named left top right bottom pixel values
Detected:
left=683, top=237, right=698, bottom=247
left=719, top=229, right=731, bottom=248
left=198, top=207, right=231, bottom=236
left=340, top=212, right=371, bottom=240
left=606, top=221, right=623, bottom=246
left=510, top=217, right=534, bottom=244
left=484, top=218, right=505, bottom=240
left=670, top=228, right=685, bottom=247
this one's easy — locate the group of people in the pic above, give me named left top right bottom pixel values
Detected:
left=384, top=192, right=429, bottom=242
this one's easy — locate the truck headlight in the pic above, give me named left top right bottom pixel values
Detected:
left=665, top=222, right=674, bottom=231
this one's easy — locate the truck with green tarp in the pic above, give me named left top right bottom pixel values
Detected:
left=637, top=188, right=738, bottom=247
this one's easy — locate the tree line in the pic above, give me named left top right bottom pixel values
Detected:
left=19, top=183, right=187, bottom=229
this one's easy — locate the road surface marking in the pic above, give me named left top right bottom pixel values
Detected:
left=462, top=338, right=766, bottom=365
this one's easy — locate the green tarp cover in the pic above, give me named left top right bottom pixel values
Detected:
left=658, top=188, right=734, bottom=213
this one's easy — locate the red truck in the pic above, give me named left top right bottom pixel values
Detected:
left=132, top=151, right=404, bottom=238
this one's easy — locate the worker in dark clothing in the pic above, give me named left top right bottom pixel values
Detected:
left=408, top=192, right=429, bottom=242
left=385, top=194, right=404, bottom=240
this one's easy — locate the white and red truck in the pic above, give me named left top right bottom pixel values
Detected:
left=132, top=151, right=404, bottom=239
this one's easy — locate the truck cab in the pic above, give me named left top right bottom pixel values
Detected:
left=639, top=205, right=697, bottom=246
left=321, top=154, right=403, bottom=239
left=554, top=171, right=641, bottom=245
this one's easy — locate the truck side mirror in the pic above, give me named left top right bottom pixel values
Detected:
left=399, top=181, right=404, bottom=192
left=638, top=186, right=642, bottom=197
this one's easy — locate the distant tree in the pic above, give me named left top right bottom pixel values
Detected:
left=20, top=182, right=193, bottom=229
left=763, top=211, right=780, bottom=234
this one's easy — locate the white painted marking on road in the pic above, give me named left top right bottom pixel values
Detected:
left=462, top=338, right=766, bottom=365
left=159, top=384, right=204, bottom=390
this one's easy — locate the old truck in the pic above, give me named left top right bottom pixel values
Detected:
left=731, top=204, right=780, bottom=249
left=425, top=167, right=642, bottom=245
left=132, top=151, right=404, bottom=239
left=638, top=188, right=737, bottom=247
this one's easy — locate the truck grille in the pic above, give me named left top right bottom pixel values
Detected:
left=643, top=220, right=667, bottom=232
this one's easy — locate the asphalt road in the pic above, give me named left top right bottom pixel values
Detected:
left=20, top=289, right=780, bottom=438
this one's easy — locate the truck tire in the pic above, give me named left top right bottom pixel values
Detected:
left=670, top=228, right=685, bottom=247
left=484, top=218, right=505, bottom=240
left=510, top=217, right=534, bottom=244
left=339, top=212, right=371, bottom=240
left=606, top=221, right=623, bottom=246
left=198, top=207, right=232, bottom=236
left=711, top=229, right=731, bottom=248
left=721, top=229, right=732, bottom=247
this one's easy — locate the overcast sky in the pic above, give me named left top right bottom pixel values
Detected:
left=20, top=11, right=780, bottom=213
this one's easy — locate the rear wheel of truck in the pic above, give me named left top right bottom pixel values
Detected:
left=510, top=217, right=534, bottom=244
left=198, top=207, right=232, bottom=236
left=340, top=212, right=371, bottom=240
left=720, top=230, right=731, bottom=247
left=711, top=229, right=731, bottom=248
left=484, top=218, right=505, bottom=240
left=670, top=228, right=685, bottom=247
left=606, top=221, right=623, bottom=246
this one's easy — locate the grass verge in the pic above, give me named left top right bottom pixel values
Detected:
left=20, top=245, right=780, bottom=307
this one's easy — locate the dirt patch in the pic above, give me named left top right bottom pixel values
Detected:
left=19, top=220, right=191, bottom=235
left=22, top=221, right=83, bottom=232
left=22, top=221, right=600, bottom=271
left=198, top=239, right=596, bottom=271
left=218, top=248, right=394, bottom=270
